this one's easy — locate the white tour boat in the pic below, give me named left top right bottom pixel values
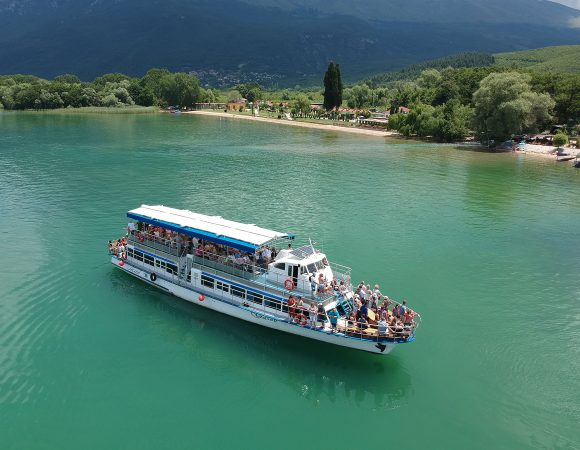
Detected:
left=109, top=205, right=420, bottom=355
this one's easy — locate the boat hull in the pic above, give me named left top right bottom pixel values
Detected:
left=111, top=257, right=401, bottom=355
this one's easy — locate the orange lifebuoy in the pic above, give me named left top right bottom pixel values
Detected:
left=284, top=278, right=295, bottom=291
left=198, top=295, right=205, bottom=302
left=295, top=313, right=307, bottom=326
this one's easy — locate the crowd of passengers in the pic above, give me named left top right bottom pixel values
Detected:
left=108, top=236, right=128, bottom=259
left=130, top=223, right=278, bottom=270
left=288, top=281, right=416, bottom=340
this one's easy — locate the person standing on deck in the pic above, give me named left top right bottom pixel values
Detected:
left=309, top=303, right=317, bottom=329
left=288, top=295, right=296, bottom=320
left=328, top=308, right=338, bottom=332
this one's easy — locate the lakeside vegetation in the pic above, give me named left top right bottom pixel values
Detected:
left=1, top=46, right=578, bottom=144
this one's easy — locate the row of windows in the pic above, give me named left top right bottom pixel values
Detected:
left=200, top=275, right=287, bottom=312
left=127, top=248, right=178, bottom=275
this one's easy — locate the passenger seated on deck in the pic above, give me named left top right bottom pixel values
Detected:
left=296, top=297, right=304, bottom=315
left=338, top=280, right=347, bottom=295
left=108, top=240, right=114, bottom=254
left=377, top=318, right=389, bottom=336
left=404, top=309, right=415, bottom=325
left=347, top=311, right=356, bottom=327
left=357, top=315, right=368, bottom=330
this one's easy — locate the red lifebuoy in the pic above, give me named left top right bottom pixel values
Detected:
left=119, top=260, right=125, bottom=267
left=284, top=278, right=295, bottom=291
left=198, top=295, right=205, bottom=302
left=295, top=313, right=307, bottom=326
left=137, top=232, right=144, bottom=243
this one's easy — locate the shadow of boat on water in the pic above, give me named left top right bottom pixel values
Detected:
left=110, top=269, right=413, bottom=409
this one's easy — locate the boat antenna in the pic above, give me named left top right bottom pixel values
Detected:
left=309, top=237, right=316, bottom=253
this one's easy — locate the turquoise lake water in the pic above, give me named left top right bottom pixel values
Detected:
left=1, top=111, right=579, bottom=449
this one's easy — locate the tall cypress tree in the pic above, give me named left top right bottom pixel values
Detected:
left=334, top=63, right=343, bottom=110
left=323, top=63, right=344, bottom=111
left=323, top=63, right=335, bottom=111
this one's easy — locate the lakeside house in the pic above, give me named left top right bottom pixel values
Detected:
left=397, top=106, right=411, bottom=114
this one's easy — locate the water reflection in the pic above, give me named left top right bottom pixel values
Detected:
left=110, top=270, right=412, bottom=410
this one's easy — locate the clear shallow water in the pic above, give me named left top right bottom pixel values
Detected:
left=1, top=112, right=579, bottom=449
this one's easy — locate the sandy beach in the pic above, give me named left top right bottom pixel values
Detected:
left=183, top=110, right=399, bottom=138
left=514, top=143, right=579, bottom=160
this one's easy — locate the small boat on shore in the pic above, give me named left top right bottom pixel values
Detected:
left=109, top=205, right=420, bottom=355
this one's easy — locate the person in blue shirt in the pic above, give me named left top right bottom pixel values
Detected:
left=360, top=301, right=369, bottom=321
left=327, top=308, right=339, bottom=332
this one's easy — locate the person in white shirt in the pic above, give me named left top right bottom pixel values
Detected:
left=309, top=303, right=318, bottom=328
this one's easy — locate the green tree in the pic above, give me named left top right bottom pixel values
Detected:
left=93, top=72, right=131, bottom=86
left=53, top=74, right=81, bottom=84
left=553, top=132, right=569, bottom=148
left=473, top=72, right=555, bottom=142
left=323, top=62, right=343, bottom=111
left=159, top=73, right=200, bottom=107
left=141, top=68, right=172, bottom=101
left=292, top=94, right=311, bottom=116
left=235, top=83, right=262, bottom=103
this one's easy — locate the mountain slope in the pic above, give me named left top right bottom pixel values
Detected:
left=1, top=0, right=580, bottom=85
left=494, top=45, right=580, bottom=72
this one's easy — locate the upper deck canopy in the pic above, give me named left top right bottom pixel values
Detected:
left=127, top=205, right=291, bottom=253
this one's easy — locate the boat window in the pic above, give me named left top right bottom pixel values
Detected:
left=300, top=265, right=307, bottom=274
left=133, top=250, right=144, bottom=262
left=166, top=264, right=178, bottom=275
left=264, top=297, right=281, bottom=311
left=247, top=292, right=263, bottom=305
left=127, top=248, right=134, bottom=258
left=201, top=275, right=215, bottom=288
left=307, top=263, right=316, bottom=273
left=216, top=280, right=229, bottom=293
left=144, top=254, right=155, bottom=266
left=274, top=263, right=285, bottom=271
left=231, top=285, right=245, bottom=298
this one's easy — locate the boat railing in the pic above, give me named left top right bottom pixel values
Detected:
left=191, top=250, right=338, bottom=304
left=128, top=230, right=188, bottom=257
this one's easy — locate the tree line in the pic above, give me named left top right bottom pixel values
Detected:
left=0, top=69, right=210, bottom=110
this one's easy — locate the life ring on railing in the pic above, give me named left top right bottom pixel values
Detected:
left=284, top=278, right=295, bottom=291
left=295, top=313, right=308, bottom=326
left=137, top=232, right=145, bottom=243
left=150, top=273, right=157, bottom=282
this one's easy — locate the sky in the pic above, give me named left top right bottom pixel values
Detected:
left=552, top=0, right=580, bottom=9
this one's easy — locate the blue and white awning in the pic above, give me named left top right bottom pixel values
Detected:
left=127, top=205, right=290, bottom=253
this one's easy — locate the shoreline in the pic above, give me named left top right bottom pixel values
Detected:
left=182, top=110, right=400, bottom=138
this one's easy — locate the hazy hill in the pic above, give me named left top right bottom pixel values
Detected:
left=1, top=0, right=580, bottom=86
left=494, top=45, right=580, bottom=72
